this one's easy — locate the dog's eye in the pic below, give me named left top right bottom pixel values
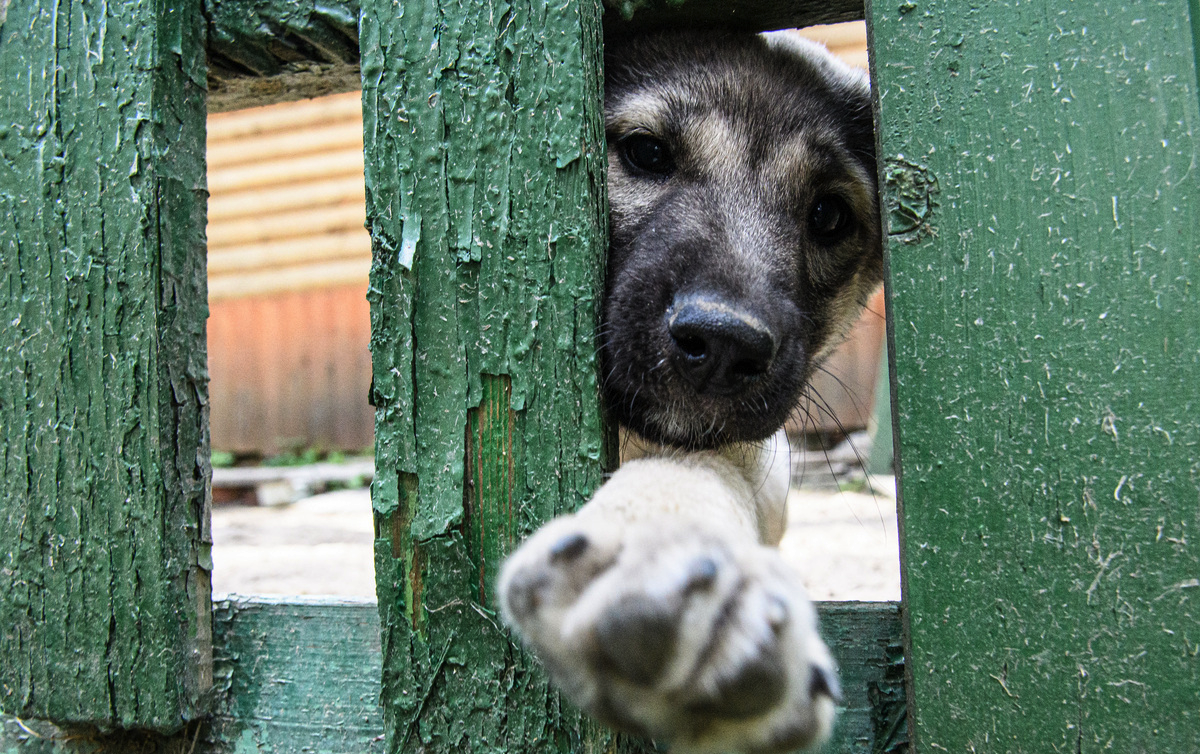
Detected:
left=808, top=195, right=854, bottom=242
left=618, top=134, right=674, bottom=176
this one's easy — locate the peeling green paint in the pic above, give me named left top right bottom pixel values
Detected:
left=871, top=1, right=1200, bottom=749
left=205, top=598, right=386, bottom=754
left=882, top=157, right=938, bottom=242
left=0, top=0, right=211, bottom=733
left=206, top=0, right=358, bottom=77
left=203, top=0, right=870, bottom=112
left=0, top=599, right=386, bottom=754
left=361, top=0, right=624, bottom=746
left=3, top=599, right=905, bottom=754
left=361, top=0, right=613, bottom=560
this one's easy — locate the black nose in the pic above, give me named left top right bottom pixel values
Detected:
left=666, top=296, right=777, bottom=395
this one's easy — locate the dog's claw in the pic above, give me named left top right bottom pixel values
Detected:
left=549, top=532, right=589, bottom=563
left=684, top=555, right=719, bottom=592
left=809, top=663, right=843, bottom=704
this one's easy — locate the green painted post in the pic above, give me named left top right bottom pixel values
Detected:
left=0, top=0, right=212, bottom=733
left=359, top=0, right=631, bottom=750
left=869, top=1, right=1200, bottom=750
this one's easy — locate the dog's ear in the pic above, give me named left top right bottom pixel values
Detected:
left=843, top=91, right=878, bottom=195
left=762, top=32, right=877, bottom=187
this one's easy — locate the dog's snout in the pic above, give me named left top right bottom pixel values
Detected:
left=667, top=297, right=777, bottom=395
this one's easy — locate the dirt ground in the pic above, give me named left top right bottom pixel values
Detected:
left=210, top=477, right=901, bottom=602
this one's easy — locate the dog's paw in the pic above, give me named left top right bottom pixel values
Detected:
left=498, top=514, right=838, bottom=753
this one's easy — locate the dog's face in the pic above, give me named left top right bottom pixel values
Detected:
left=601, top=31, right=883, bottom=450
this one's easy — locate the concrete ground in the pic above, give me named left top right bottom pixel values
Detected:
left=780, top=477, right=901, bottom=601
left=210, top=476, right=901, bottom=602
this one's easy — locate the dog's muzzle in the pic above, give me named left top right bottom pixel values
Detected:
left=666, top=294, right=778, bottom=396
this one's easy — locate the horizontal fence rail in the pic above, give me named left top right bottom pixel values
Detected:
left=1, top=600, right=901, bottom=754
left=204, top=0, right=865, bottom=110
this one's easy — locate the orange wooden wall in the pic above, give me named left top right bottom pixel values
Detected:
left=207, top=285, right=373, bottom=454
left=207, top=92, right=373, bottom=454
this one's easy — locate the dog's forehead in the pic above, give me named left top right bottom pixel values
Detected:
left=605, top=36, right=869, bottom=178
left=605, top=32, right=864, bottom=128
left=605, top=73, right=817, bottom=138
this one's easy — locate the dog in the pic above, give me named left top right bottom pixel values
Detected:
left=499, top=30, right=882, bottom=753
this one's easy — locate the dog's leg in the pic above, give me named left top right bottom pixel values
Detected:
left=499, top=431, right=838, bottom=753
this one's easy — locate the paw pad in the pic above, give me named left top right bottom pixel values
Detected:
left=595, top=594, right=679, bottom=685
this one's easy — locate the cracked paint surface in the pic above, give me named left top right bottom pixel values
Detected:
left=360, top=0, right=626, bottom=750
left=0, top=0, right=211, bottom=733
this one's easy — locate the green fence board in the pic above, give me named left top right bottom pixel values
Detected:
left=870, top=0, right=1200, bottom=750
left=205, top=597, right=386, bottom=754
left=360, top=0, right=623, bottom=748
left=0, top=0, right=212, bottom=733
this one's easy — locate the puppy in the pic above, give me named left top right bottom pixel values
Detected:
left=500, top=30, right=882, bottom=753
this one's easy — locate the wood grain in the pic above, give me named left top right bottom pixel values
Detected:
left=870, top=1, right=1200, bottom=749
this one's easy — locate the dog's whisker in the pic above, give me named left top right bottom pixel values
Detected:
left=811, top=363, right=874, bottom=431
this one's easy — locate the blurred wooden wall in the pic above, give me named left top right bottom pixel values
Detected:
left=204, top=23, right=874, bottom=454
left=207, top=92, right=373, bottom=454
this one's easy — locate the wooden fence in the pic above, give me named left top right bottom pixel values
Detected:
left=1, top=0, right=1197, bottom=753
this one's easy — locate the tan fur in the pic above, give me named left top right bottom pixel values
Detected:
left=498, top=431, right=836, bottom=753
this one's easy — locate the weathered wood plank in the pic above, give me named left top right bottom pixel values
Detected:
left=204, top=597, right=386, bottom=754
left=814, top=603, right=908, bottom=754
left=360, top=0, right=622, bottom=748
left=205, top=0, right=362, bottom=112
left=1, top=599, right=902, bottom=754
left=203, top=0, right=866, bottom=111
left=0, top=0, right=211, bottom=732
left=0, top=597, right=382, bottom=754
left=870, top=1, right=1200, bottom=750
left=606, top=0, right=862, bottom=33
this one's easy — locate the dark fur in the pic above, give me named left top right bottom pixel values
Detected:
left=600, top=32, right=883, bottom=449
